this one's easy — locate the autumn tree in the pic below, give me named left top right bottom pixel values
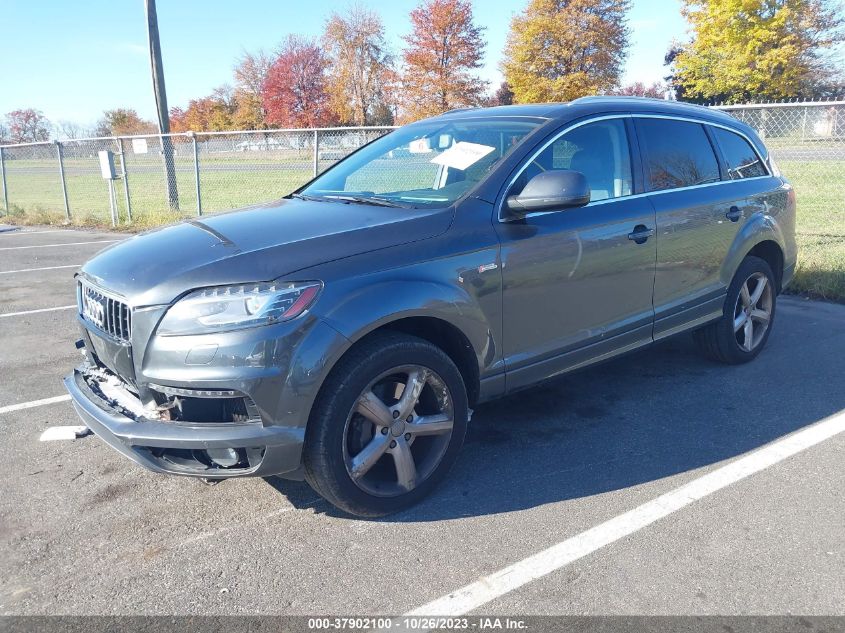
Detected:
left=170, top=98, right=234, bottom=133
left=670, top=0, right=844, bottom=103
left=95, top=109, right=156, bottom=136
left=495, top=82, right=515, bottom=105
left=168, top=107, right=187, bottom=132
left=613, top=81, right=666, bottom=98
left=5, top=109, right=51, bottom=143
left=323, top=5, right=395, bottom=125
left=233, top=49, right=272, bottom=129
left=502, top=0, right=631, bottom=103
left=400, top=0, right=487, bottom=121
left=55, top=120, right=89, bottom=140
left=263, top=36, right=336, bottom=128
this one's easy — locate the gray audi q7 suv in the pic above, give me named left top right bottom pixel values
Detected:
left=65, top=97, right=797, bottom=516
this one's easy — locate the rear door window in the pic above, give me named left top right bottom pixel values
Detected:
left=712, top=127, right=768, bottom=179
left=637, top=118, right=721, bottom=191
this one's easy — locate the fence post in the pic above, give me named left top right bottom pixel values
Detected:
left=312, top=129, right=319, bottom=178
left=56, top=140, right=70, bottom=221
left=190, top=132, right=201, bottom=216
left=0, top=147, right=8, bottom=215
left=801, top=106, right=809, bottom=141
left=116, top=138, right=132, bottom=222
left=160, top=134, right=180, bottom=211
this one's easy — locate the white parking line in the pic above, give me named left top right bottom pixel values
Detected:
left=405, top=408, right=845, bottom=617
left=0, top=264, right=81, bottom=275
left=0, top=395, right=71, bottom=415
left=0, top=305, right=76, bottom=318
left=0, top=240, right=118, bottom=251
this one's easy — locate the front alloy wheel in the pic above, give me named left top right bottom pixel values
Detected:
left=345, top=366, right=454, bottom=497
left=304, top=332, right=468, bottom=517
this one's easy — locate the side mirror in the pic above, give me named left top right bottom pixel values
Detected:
left=504, top=169, right=591, bottom=218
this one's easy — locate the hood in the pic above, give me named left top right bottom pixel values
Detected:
left=81, top=198, right=453, bottom=306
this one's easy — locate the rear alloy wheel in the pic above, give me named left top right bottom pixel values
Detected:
left=694, top=255, right=777, bottom=364
left=732, top=271, right=773, bottom=353
left=304, top=332, right=468, bottom=517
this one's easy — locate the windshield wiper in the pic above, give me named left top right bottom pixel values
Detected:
left=288, top=193, right=324, bottom=202
left=323, top=194, right=407, bottom=209
left=322, top=194, right=408, bottom=208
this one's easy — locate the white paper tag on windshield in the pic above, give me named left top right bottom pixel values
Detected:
left=430, top=142, right=495, bottom=170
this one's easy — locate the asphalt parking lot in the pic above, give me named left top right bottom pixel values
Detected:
left=0, top=225, right=843, bottom=616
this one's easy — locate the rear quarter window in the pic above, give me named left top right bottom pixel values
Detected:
left=637, top=118, right=721, bottom=192
left=712, top=127, right=769, bottom=179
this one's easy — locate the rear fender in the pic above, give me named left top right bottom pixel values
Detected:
left=721, top=211, right=786, bottom=287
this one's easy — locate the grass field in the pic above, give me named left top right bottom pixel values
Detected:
left=2, top=156, right=843, bottom=302
left=1, top=153, right=315, bottom=228
left=777, top=160, right=845, bottom=303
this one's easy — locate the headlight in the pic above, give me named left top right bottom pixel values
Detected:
left=157, top=281, right=321, bottom=336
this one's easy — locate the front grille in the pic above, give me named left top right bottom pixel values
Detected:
left=78, top=279, right=132, bottom=343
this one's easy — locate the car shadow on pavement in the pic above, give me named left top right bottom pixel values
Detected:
left=266, top=305, right=845, bottom=521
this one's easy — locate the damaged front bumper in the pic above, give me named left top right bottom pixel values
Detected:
left=64, top=366, right=305, bottom=479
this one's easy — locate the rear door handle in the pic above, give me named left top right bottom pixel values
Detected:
left=628, top=225, right=655, bottom=244
left=726, top=206, right=742, bottom=222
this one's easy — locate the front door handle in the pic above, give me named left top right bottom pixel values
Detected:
left=726, top=206, right=742, bottom=222
left=628, top=225, right=655, bottom=244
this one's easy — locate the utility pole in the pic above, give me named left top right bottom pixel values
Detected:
left=145, top=0, right=179, bottom=210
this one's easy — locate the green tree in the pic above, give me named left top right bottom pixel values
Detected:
left=502, top=0, right=630, bottom=103
left=670, top=0, right=845, bottom=103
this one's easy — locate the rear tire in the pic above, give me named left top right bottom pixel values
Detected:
left=303, top=332, right=468, bottom=517
left=694, top=255, right=777, bottom=364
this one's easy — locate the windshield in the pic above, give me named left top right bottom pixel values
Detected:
left=299, top=117, right=544, bottom=208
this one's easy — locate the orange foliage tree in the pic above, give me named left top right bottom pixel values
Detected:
left=169, top=95, right=234, bottom=132
left=262, top=36, right=336, bottom=128
left=323, top=6, right=395, bottom=125
left=400, top=0, right=487, bottom=121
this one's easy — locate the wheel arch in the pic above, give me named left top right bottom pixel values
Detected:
left=369, top=316, right=480, bottom=407
left=722, top=214, right=787, bottom=292
left=316, top=278, right=498, bottom=409
left=747, top=240, right=785, bottom=291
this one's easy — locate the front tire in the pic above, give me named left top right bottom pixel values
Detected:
left=694, top=255, right=777, bottom=364
left=303, top=332, right=468, bottom=517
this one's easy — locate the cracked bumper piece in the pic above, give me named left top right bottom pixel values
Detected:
left=64, top=368, right=305, bottom=478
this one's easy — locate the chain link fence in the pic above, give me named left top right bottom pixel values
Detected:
left=0, top=102, right=842, bottom=231
left=712, top=100, right=845, bottom=216
left=1, top=103, right=842, bottom=298
left=0, top=126, right=395, bottom=226
left=711, top=100, right=845, bottom=299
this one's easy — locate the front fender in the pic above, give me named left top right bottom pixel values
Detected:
left=319, top=278, right=497, bottom=376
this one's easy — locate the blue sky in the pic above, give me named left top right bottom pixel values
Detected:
left=0, top=0, right=687, bottom=127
